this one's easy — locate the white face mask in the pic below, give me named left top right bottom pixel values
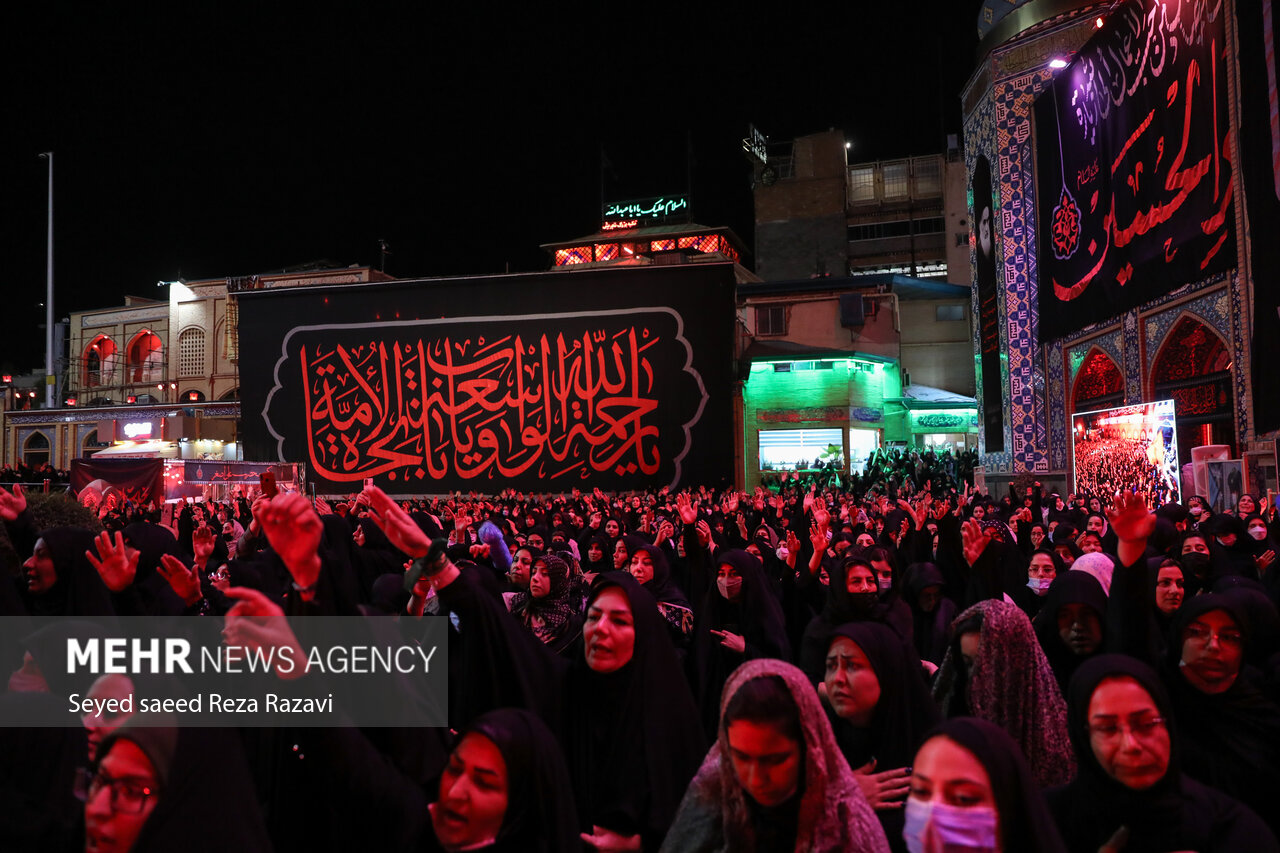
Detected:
left=1249, top=525, right=1268, bottom=541
left=1026, top=577, right=1052, bottom=595
left=717, top=576, right=743, bottom=600
left=877, top=577, right=893, bottom=592
left=904, top=797, right=999, bottom=853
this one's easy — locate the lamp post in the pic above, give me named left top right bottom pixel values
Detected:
left=38, top=152, right=53, bottom=409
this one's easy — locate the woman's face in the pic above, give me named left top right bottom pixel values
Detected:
left=583, top=587, right=635, bottom=674
left=84, top=738, right=160, bottom=853
left=1028, top=552, right=1057, bottom=581
left=1237, top=495, right=1256, bottom=516
left=845, top=564, right=877, bottom=595
left=971, top=504, right=985, bottom=521
left=1154, top=566, right=1185, bottom=615
left=1181, top=536, right=1210, bottom=556
left=629, top=551, right=655, bottom=585
left=1179, top=609, right=1243, bottom=694
left=529, top=561, right=552, bottom=599
left=605, top=519, right=620, bottom=537
left=432, top=733, right=508, bottom=851
left=1086, top=676, right=1170, bottom=791
left=917, top=585, right=942, bottom=613
left=959, top=631, right=981, bottom=670
left=1054, top=543, right=1076, bottom=568
left=510, top=550, right=533, bottom=587
left=23, top=538, right=57, bottom=594
left=909, top=734, right=997, bottom=807
left=588, top=542, right=604, bottom=561
left=855, top=532, right=875, bottom=548
left=1248, top=520, right=1269, bottom=541
left=1029, top=526, right=1046, bottom=548
left=725, top=719, right=803, bottom=808
left=82, top=674, right=135, bottom=763
left=1057, top=603, right=1103, bottom=656
left=824, top=636, right=881, bottom=726
left=612, top=539, right=629, bottom=569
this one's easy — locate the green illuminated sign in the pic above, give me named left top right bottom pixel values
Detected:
left=602, top=195, right=690, bottom=227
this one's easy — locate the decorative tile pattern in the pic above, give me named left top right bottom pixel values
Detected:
left=1142, top=279, right=1234, bottom=375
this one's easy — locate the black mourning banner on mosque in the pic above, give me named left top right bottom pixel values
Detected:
left=1035, top=0, right=1235, bottom=340
left=1238, top=0, right=1280, bottom=433
left=237, top=265, right=736, bottom=494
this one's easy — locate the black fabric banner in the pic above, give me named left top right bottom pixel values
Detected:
left=237, top=265, right=736, bottom=494
left=973, top=156, right=1005, bottom=452
left=1036, top=0, right=1235, bottom=340
left=1239, top=0, right=1280, bottom=433
left=70, top=458, right=164, bottom=507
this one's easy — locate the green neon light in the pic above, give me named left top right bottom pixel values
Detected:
left=602, top=195, right=690, bottom=225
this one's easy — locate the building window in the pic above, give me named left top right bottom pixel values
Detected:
left=848, top=166, right=876, bottom=203
left=882, top=161, right=910, bottom=199
left=127, top=331, right=164, bottom=383
left=23, top=432, right=50, bottom=468
left=82, top=429, right=110, bottom=457
left=759, top=428, right=843, bottom=471
left=756, top=305, right=787, bottom=336
left=936, top=304, right=966, bottom=322
left=178, top=328, right=206, bottom=377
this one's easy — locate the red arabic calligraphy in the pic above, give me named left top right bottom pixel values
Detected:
left=301, top=326, right=664, bottom=483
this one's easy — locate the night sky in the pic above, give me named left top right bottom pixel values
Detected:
left=3, top=4, right=978, bottom=372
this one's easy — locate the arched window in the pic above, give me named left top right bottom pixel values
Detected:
left=178, top=327, right=206, bottom=377
left=1151, top=315, right=1234, bottom=458
left=23, top=432, right=50, bottom=468
left=220, top=386, right=240, bottom=401
left=83, top=335, right=118, bottom=388
left=1071, top=348, right=1124, bottom=413
left=82, top=429, right=110, bottom=457
left=128, top=331, right=164, bottom=383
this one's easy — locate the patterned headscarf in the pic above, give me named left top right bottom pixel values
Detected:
left=662, top=659, right=890, bottom=853
left=932, top=599, right=1076, bottom=787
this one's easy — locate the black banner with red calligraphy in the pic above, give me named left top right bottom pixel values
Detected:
left=236, top=265, right=736, bottom=493
left=1035, top=0, right=1235, bottom=340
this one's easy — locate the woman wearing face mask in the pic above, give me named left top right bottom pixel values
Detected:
left=824, top=622, right=941, bottom=852
left=1185, top=495, right=1212, bottom=529
left=798, top=552, right=913, bottom=686
left=905, top=717, right=1066, bottom=853
left=663, top=660, right=891, bottom=853
left=1011, top=549, right=1062, bottom=620
left=1046, top=654, right=1279, bottom=852
left=932, top=600, right=1075, bottom=788
left=1242, top=513, right=1279, bottom=586
left=1160, top=595, right=1280, bottom=834
left=688, top=549, right=790, bottom=740
left=1175, top=531, right=1218, bottom=597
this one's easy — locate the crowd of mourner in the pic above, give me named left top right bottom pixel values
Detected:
left=4, top=451, right=1280, bottom=851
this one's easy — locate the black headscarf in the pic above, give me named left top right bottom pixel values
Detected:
left=826, top=621, right=940, bottom=771
left=1162, top=594, right=1280, bottom=832
left=1047, top=653, right=1280, bottom=851
left=97, top=723, right=272, bottom=852
left=631, top=543, right=690, bottom=609
left=918, top=718, right=1067, bottom=853
left=564, top=572, right=706, bottom=846
left=22, top=527, right=114, bottom=618
left=582, top=533, right=613, bottom=573
left=1033, top=570, right=1108, bottom=691
left=454, top=708, right=581, bottom=853
left=901, top=561, right=955, bottom=665
left=687, top=549, right=790, bottom=738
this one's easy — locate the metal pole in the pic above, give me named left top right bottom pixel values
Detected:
left=39, top=152, right=53, bottom=409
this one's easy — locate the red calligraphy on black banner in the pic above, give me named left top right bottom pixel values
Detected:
left=1036, top=0, right=1235, bottom=339
left=263, top=309, right=709, bottom=492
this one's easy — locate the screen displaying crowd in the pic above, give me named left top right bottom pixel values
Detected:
left=2, top=453, right=1279, bottom=852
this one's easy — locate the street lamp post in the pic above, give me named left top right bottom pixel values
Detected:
left=38, top=152, right=54, bottom=410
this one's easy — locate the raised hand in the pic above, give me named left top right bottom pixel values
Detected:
left=960, top=518, right=990, bottom=567
left=222, top=586, right=308, bottom=680
left=1106, top=491, right=1155, bottom=543
left=86, top=531, right=139, bottom=592
left=676, top=492, right=698, bottom=526
left=192, top=525, right=216, bottom=566
left=158, top=553, right=202, bottom=606
left=710, top=629, right=746, bottom=654
left=363, top=485, right=431, bottom=558
left=0, top=485, right=27, bottom=522
left=258, top=492, right=324, bottom=589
